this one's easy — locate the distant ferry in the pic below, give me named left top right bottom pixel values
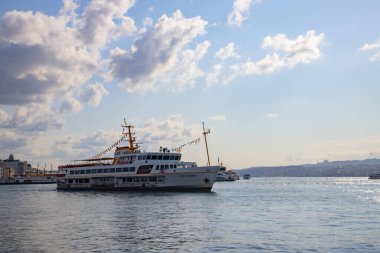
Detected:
left=368, top=173, right=380, bottom=180
left=215, top=166, right=240, bottom=181
left=57, top=121, right=219, bottom=191
left=0, top=175, right=58, bottom=185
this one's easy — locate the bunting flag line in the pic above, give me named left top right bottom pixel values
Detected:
left=89, top=135, right=125, bottom=160
left=171, top=137, right=201, bottom=153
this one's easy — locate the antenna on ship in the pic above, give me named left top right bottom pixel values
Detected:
left=121, top=118, right=139, bottom=153
left=202, top=122, right=211, bottom=166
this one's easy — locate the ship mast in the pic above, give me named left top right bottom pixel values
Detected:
left=122, top=118, right=138, bottom=153
left=202, top=122, right=211, bottom=166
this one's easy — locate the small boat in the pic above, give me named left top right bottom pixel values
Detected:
left=243, top=174, right=251, bottom=180
left=368, top=173, right=380, bottom=179
left=57, top=120, right=220, bottom=191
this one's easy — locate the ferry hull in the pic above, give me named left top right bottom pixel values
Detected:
left=57, top=167, right=219, bottom=191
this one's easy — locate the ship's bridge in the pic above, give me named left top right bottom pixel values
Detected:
left=114, top=150, right=182, bottom=162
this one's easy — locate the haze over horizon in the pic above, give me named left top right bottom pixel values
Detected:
left=0, top=0, right=379, bottom=169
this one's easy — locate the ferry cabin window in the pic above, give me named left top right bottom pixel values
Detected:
left=138, top=155, right=143, bottom=160
left=165, top=165, right=169, bottom=170
left=74, top=170, right=80, bottom=174
left=133, top=177, right=140, bottom=182
left=160, top=165, right=164, bottom=170
left=86, top=169, right=91, bottom=174
left=152, top=155, right=157, bottom=160
left=170, top=165, right=174, bottom=169
left=163, top=155, right=169, bottom=160
left=103, top=168, right=109, bottom=173
left=80, top=170, right=85, bottom=174
left=116, top=167, right=122, bottom=173
left=129, top=167, right=135, bottom=172
left=127, top=177, right=132, bottom=182
left=97, top=169, right=102, bottom=174
left=175, top=156, right=180, bottom=160
left=141, top=177, right=148, bottom=182
left=149, top=177, right=157, bottom=182
left=91, top=169, right=97, bottom=174
left=76, top=178, right=90, bottom=184
left=70, top=170, right=74, bottom=175
left=146, top=155, right=151, bottom=160
left=110, top=168, right=115, bottom=173
left=122, top=167, right=128, bottom=172
left=155, top=165, right=159, bottom=170
left=158, top=155, right=163, bottom=160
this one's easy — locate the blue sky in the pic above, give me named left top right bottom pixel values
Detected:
left=0, top=0, right=379, bottom=169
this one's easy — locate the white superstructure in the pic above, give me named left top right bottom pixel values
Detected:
left=57, top=121, right=219, bottom=191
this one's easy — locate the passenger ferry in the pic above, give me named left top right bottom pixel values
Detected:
left=215, top=166, right=240, bottom=181
left=57, top=121, right=220, bottom=191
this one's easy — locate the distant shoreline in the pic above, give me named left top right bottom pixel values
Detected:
left=238, top=158, right=380, bottom=177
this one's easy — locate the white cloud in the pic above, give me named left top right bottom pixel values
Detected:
left=209, top=114, right=226, bottom=121
left=226, top=30, right=325, bottom=83
left=228, top=0, right=261, bottom=26
left=214, top=42, right=240, bottom=60
left=262, top=30, right=325, bottom=67
left=1, top=104, right=64, bottom=132
left=0, top=0, right=138, bottom=133
left=0, top=10, right=97, bottom=106
left=138, top=115, right=199, bottom=149
left=143, top=17, right=153, bottom=27
left=167, top=40, right=210, bottom=92
left=0, top=129, right=28, bottom=151
left=60, top=96, right=83, bottom=113
left=108, top=10, right=208, bottom=93
left=206, top=64, right=223, bottom=87
left=0, top=108, right=10, bottom=125
left=359, top=38, right=380, bottom=61
left=81, top=83, right=109, bottom=106
left=266, top=113, right=278, bottom=118
left=78, top=0, right=136, bottom=48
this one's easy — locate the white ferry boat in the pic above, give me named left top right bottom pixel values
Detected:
left=57, top=121, right=220, bottom=191
left=215, top=166, right=240, bottom=181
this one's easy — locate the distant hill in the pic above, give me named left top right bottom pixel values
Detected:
left=238, top=159, right=380, bottom=177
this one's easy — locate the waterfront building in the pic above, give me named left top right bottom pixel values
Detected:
left=2, top=154, right=28, bottom=176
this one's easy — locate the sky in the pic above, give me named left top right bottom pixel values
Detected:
left=0, top=0, right=379, bottom=169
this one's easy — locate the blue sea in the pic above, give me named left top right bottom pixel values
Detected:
left=0, top=178, right=379, bottom=252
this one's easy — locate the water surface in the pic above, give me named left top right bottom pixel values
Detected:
left=0, top=178, right=379, bottom=252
